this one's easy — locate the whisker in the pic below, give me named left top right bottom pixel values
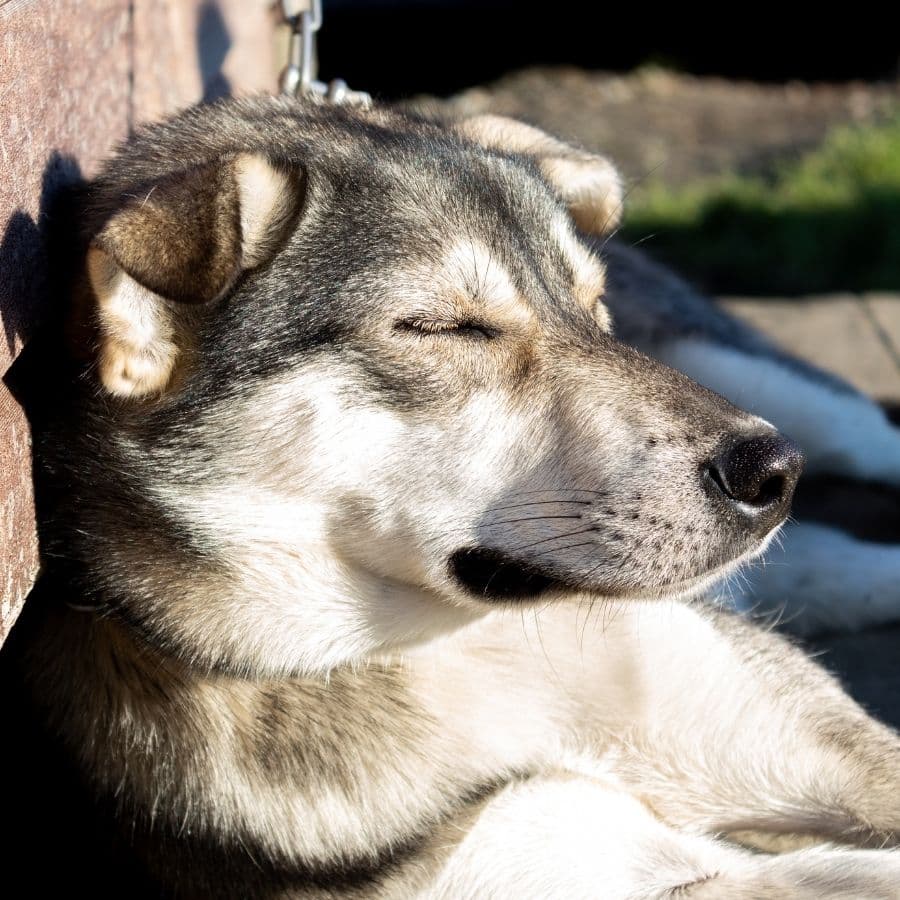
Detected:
left=532, top=605, right=563, bottom=684
left=482, top=514, right=583, bottom=526
left=509, top=525, right=598, bottom=554
left=580, top=595, right=597, bottom=650
left=506, top=489, right=609, bottom=497
left=436, top=513, right=598, bottom=544
left=596, top=162, right=667, bottom=255
left=484, top=499, right=596, bottom=514
left=527, top=539, right=600, bottom=558
left=629, top=232, right=657, bottom=249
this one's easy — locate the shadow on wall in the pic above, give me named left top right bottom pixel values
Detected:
left=1, top=0, right=233, bottom=363
left=0, top=17, right=237, bottom=894
left=198, top=0, right=232, bottom=103
left=0, top=153, right=85, bottom=363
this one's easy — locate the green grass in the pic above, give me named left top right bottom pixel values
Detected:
left=620, top=117, right=900, bottom=295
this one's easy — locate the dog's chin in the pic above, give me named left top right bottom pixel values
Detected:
left=634, top=524, right=783, bottom=603
left=449, top=526, right=780, bottom=604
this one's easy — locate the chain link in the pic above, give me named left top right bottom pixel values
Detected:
left=278, top=0, right=371, bottom=107
left=280, top=0, right=322, bottom=30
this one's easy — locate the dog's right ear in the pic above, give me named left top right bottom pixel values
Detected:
left=458, top=115, right=623, bottom=237
left=84, top=154, right=305, bottom=398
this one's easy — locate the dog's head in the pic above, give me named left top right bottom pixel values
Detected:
left=47, top=99, right=802, bottom=675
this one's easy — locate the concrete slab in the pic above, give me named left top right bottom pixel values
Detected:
left=863, top=293, right=900, bottom=386
left=719, top=294, right=900, bottom=401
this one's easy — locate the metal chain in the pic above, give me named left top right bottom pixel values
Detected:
left=279, top=0, right=372, bottom=107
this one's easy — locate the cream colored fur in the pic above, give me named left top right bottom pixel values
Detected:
left=459, top=114, right=624, bottom=235
left=87, top=154, right=298, bottom=398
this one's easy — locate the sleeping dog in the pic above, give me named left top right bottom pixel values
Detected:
left=14, top=98, right=900, bottom=897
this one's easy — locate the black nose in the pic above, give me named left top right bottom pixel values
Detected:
left=704, top=433, right=804, bottom=533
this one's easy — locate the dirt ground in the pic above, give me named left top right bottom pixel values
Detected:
left=416, top=67, right=900, bottom=187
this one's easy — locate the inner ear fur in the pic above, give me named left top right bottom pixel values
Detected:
left=458, top=114, right=623, bottom=236
left=86, top=154, right=305, bottom=398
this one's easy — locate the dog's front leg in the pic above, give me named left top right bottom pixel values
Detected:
left=386, top=772, right=900, bottom=899
left=595, top=601, right=900, bottom=847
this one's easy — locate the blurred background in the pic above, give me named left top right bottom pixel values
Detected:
left=322, top=1, right=900, bottom=293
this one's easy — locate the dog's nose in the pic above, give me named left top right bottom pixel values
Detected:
left=704, top=433, right=804, bottom=533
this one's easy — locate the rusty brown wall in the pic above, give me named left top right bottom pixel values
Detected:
left=0, top=0, right=278, bottom=644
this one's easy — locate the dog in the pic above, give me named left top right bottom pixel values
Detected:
left=10, top=96, right=900, bottom=897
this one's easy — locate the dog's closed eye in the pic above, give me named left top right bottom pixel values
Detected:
left=394, top=318, right=499, bottom=341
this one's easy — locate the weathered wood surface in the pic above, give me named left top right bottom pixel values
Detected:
left=0, top=0, right=276, bottom=644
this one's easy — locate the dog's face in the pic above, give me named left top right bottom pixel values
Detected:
left=53, top=101, right=801, bottom=675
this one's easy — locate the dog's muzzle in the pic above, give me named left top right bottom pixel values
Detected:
left=703, top=433, right=804, bottom=535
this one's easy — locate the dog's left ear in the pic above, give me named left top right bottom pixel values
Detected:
left=458, top=114, right=623, bottom=236
left=84, top=154, right=304, bottom=398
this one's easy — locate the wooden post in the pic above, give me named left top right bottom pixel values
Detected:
left=0, top=0, right=278, bottom=644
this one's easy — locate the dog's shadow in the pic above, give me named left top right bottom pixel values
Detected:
left=0, top=5, right=235, bottom=878
left=0, top=152, right=156, bottom=895
left=0, top=152, right=84, bottom=361
left=198, top=0, right=232, bottom=103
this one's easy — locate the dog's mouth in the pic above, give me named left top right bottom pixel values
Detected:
left=449, top=548, right=569, bottom=600
left=449, top=527, right=779, bottom=603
